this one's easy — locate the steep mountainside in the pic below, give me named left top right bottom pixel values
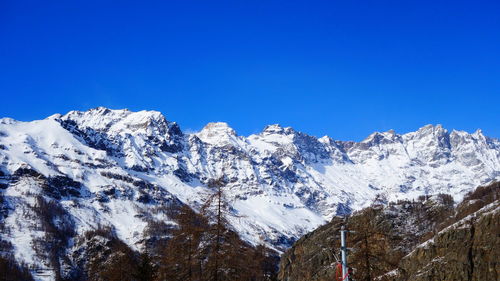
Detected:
left=387, top=182, right=499, bottom=281
left=0, top=107, right=499, bottom=280
left=278, top=182, right=499, bottom=281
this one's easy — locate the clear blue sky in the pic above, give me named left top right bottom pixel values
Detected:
left=1, top=0, right=499, bottom=141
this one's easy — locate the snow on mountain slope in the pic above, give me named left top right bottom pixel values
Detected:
left=0, top=107, right=499, bottom=279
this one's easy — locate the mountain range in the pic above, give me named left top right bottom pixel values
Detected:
left=0, top=107, right=499, bottom=280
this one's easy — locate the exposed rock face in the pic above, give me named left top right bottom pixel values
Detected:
left=278, top=197, right=453, bottom=281
left=278, top=182, right=499, bottom=281
left=391, top=203, right=499, bottom=281
left=277, top=218, right=342, bottom=281
left=388, top=183, right=500, bottom=281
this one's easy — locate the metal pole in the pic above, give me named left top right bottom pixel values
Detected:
left=341, top=226, right=349, bottom=281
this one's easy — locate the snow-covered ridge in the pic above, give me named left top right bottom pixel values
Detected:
left=0, top=107, right=499, bottom=279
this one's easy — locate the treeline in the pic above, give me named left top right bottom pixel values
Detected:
left=155, top=205, right=277, bottom=281
left=80, top=178, right=278, bottom=281
left=0, top=256, right=34, bottom=281
left=0, top=176, right=278, bottom=281
left=155, top=178, right=278, bottom=281
left=0, top=237, right=33, bottom=281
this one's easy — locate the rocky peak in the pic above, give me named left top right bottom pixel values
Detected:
left=342, top=130, right=404, bottom=163
left=417, top=124, right=447, bottom=135
left=361, top=129, right=402, bottom=146
left=196, top=122, right=239, bottom=145
left=53, top=108, right=183, bottom=161
left=290, top=132, right=330, bottom=162
left=60, top=107, right=129, bottom=130
left=200, top=122, right=236, bottom=134
left=471, top=129, right=487, bottom=142
left=318, top=135, right=334, bottom=146
left=449, top=129, right=475, bottom=146
left=118, top=110, right=170, bottom=135
left=400, top=124, right=452, bottom=163
left=318, top=136, right=350, bottom=163
left=56, top=107, right=182, bottom=154
left=262, top=124, right=296, bottom=136
left=411, top=124, right=450, bottom=144
left=59, top=107, right=171, bottom=136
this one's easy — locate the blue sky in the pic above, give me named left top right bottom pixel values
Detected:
left=1, top=0, right=499, bottom=141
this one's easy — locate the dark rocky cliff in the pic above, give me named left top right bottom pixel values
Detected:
left=388, top=201, right=499, bottom=281
left=278, top=182, right=499, bottom=281
left=388, top=182, right=500, bottom=281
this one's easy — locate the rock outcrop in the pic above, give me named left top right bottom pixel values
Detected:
left=278, top=182, right=499, bottom=281
left=387, top=183, right=499, bottom=281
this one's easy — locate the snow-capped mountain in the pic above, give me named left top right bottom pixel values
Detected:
left=0, top=107, right=499, bottom=278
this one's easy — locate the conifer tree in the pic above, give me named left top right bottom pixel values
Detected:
left=200, top=177, right=231, bottom=281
